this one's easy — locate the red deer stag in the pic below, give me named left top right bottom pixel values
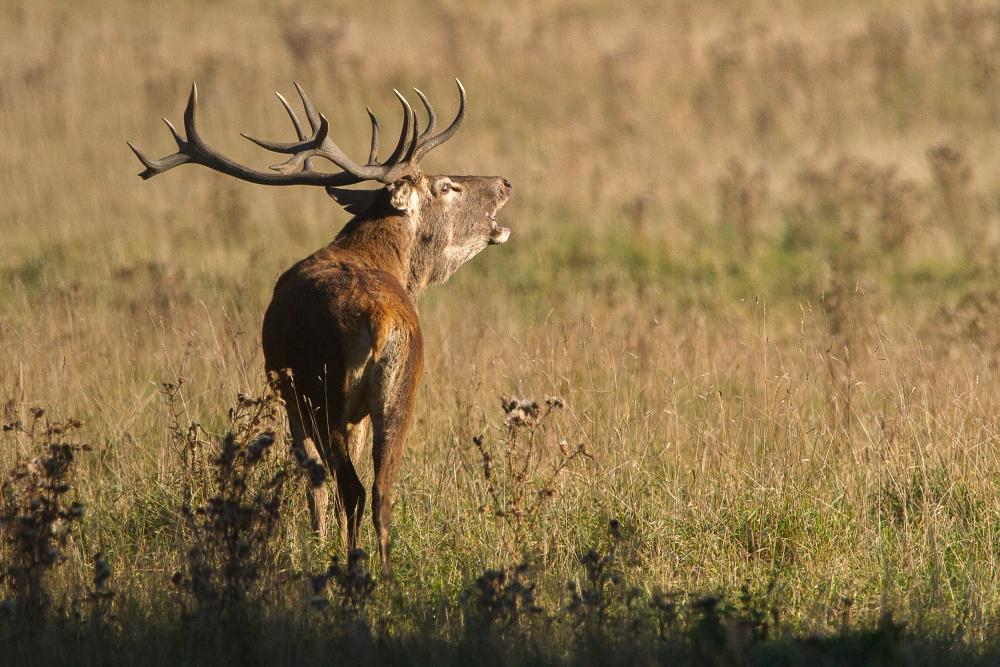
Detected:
left=129, top=81, right=511, bottom=576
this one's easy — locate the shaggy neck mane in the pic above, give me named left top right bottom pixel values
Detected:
left=332, top=202, right=429, bottom=298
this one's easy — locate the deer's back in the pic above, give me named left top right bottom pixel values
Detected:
left=262, top=245, right=421, bottom=423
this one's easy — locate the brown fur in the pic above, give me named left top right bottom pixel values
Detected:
left=263, top=173, right=511, bottom=576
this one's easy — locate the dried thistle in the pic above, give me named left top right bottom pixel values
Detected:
left=470, top=393, right=590, bottom=560
left=167, top=384, right=304, bottom=623
left=0, top=412, right=89, bottom=625
left=462, top=561, right=543, bottom=640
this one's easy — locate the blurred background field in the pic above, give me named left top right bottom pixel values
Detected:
left=2, top=0, right=1000, bottom=657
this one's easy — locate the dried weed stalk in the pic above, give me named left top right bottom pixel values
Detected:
left=163, top=383, right=298, bottom=621
left=0, top=409, right=89, bottom=624
left=462, top=561, right=543, bottom=642
left=307, top=547, right=376, bottom=642
left=470, top=394, right=590, bottom=559
left=566, top=520, right=628, bottom=630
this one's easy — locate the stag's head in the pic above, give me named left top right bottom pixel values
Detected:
left=382, top=172, right=511, bottom=286
left=128, top=80, right=512, bottom=286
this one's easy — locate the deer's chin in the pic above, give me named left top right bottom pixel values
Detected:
left=488, top=224, right=511, bottom=245
left=487, top=207, right=510, bottom=245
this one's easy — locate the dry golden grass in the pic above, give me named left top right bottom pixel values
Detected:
left=2, top=0, right=1000, bottom=648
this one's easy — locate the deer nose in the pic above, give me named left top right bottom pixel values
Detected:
left=501, top=178, right=512, bottom=194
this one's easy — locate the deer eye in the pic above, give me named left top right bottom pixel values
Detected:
left=439, top=182, right=451, bottom=194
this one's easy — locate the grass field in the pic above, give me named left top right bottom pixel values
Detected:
left=2, top=0, right=1000, bottom=663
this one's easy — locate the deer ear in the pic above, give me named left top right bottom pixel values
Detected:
left=387, top=179, right=418, bottom=213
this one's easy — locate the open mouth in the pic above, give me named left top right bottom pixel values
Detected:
left=487, top=209, right=511, bottom=245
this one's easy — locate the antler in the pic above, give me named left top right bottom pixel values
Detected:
left=128, top=80, right=467, bottom=187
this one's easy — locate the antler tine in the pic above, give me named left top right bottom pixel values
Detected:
left=257, top=89, right=314, bottom=170
left=382, top=90, right=414, bottom=167
left=276, top=91, right=307, bottom=141
left=239, top=122, right=328, bottom=156
left=163, top=117, right=185, bottom=147
left=412, top=88, right=437, bottom=140
left=126, top=85, right=204, bottom=179
left=239, top=119, right=308, bottom=155
left=293, top=82, right=322, bottom=132
left=240, top=132, right=313, bottom=154
left=403, top=103, right=421, bottom=162
left=412, top=78, right=466, bottom=163
left=127, top=116, right=190, bottom=179
left=264, top=114, right=331, bottom=174
left=127, top=140, right=190, bottom=179
left=240, top=84, right=318, bottom=153
left=366, top=107, right=380, bottom=164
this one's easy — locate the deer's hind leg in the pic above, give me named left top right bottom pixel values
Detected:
left=332, top=417, right=370, bottom=549
left=325, top=425, right=366, bottom=551
left=282, top=398, right=331, bottom=541
left=369, top=330, right=423, bottom=578
left=285, top=397, right=365, bottom=552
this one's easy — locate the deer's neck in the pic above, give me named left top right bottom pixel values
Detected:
left=333, top=213, right=424, bottom=298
